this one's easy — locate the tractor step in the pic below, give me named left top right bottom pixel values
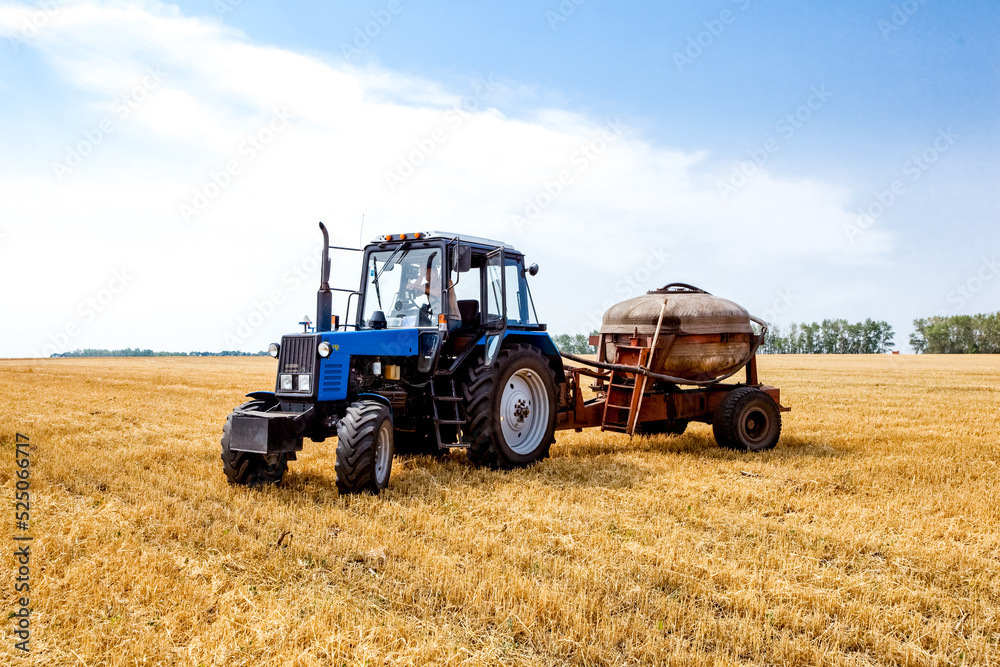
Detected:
left=430, top=377, right=469, bottom=448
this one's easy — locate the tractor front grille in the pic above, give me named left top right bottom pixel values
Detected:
left=276, top=334, right=318, bottom=394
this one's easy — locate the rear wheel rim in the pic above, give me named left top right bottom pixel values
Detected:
left=374, top=422, right=392, bottom=485
left=500, top=368, right=549, bottom=455
left=738, top=405, right=770, bottom=446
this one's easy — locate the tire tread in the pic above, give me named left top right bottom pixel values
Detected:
left=335, top=401, right=392, bottom=494
left=462, top=344, right=557, bottom=469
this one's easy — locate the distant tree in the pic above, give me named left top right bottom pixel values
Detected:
left=760, top=319, right=895, bottom=354
left=911, top=313, right=1000, bottom=353
left=552, top=331, right=598, bottom=355
left=52, top=349, right=267, bottom=358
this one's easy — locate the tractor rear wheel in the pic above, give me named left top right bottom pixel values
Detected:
left=335, top=400, right=395, bottom=494
left=712, top=387, right=781, bottom=452
left=221, top=399, right=288, bottom=486
left=462, top=345, right=557, bottom=469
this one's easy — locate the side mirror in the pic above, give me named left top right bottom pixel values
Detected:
left=528, top=263, right=539, bottom=276
left=452, top=244, right=472, bottom=273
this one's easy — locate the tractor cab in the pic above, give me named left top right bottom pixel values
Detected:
left=356, top=232, right=546, bottom=370
left=357, top=232, right=541, bottom=331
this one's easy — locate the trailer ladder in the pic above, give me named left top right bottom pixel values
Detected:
left=600, top=344, right=650, bottom=435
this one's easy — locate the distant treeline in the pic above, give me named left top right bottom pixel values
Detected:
left=552, top=332, right=598, bottom=355
left=51, top=349, right=268, bottom=358
left=910, top=313, right=1000, bottom=354
left=760, top=319, right=895, bottom=354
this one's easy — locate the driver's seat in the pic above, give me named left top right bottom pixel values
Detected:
left=457, top=300, right=479, bottom=328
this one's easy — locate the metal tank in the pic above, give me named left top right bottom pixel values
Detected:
left=599, top=283, right=762, bottom=383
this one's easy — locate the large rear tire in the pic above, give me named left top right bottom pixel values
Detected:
left=712, top=387, right=781, bottom=452
left=221, top=399, right=288, bottom=486
left=462, top=345, right=557, bottom=469
left=336, top=401, right=395, bottom=494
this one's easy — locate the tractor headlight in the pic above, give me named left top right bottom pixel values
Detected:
left=268, top=342, right=280, bottom=358
left=298, top=374, right=311, bottom=392
left=317, top=341, right=332, bottom=358
left=280, top=374, right=293, bottom=390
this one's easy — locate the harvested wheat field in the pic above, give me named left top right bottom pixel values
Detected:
left=0, top=354, right=998, bottom=666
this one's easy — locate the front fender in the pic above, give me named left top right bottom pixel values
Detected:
left=246, top=391, right=278, bottom=404
left=356, top=393, right=394, bottom=420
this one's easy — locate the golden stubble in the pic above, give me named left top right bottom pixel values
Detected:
left=0, top=354, right=997, bottom=666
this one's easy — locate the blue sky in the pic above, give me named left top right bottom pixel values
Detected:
left=0, top=0, right=997, bottom=356
left=197, top=1, right=999, bottom=151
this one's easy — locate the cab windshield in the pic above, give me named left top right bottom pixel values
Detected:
left=362, top=246, right=444, bottom=328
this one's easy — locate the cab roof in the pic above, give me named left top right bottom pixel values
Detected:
left=371, top=231, right=514, bottom=250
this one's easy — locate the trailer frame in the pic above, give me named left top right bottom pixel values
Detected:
left=555, top=351, right=789, bottom=438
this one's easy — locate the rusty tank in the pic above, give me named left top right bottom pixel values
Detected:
left=598, top=283, right=763, bottom=383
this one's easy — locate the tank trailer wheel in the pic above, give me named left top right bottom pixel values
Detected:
left=637, top=419, right=689, bottom=437
left=335, top=400, right=395, bottom=495
left=221, top=399, right=289, bottom=487
left=462, top=345, right=558, bottom=469
left=712, top=387, right=781, bottom=452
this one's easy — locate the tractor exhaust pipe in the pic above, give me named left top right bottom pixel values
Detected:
left=316, top=222, right=333, bottom=332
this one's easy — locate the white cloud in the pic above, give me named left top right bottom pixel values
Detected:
left=0, top=0, right=894, bottom=355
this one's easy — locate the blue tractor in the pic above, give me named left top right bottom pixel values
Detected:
left=221, top=224, right=564, bottom=494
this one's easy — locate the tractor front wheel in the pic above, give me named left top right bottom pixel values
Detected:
left=221, top=399, right=288, bottom=486
left=335, top=400, right=395, bottom=494
left=463, top=345, right=557, bottom=469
